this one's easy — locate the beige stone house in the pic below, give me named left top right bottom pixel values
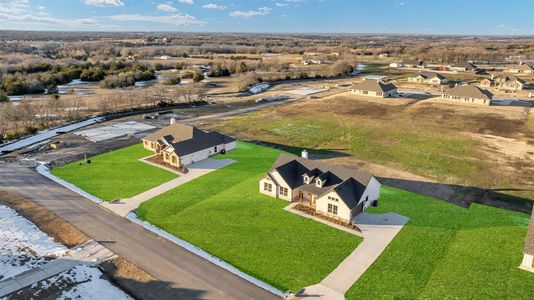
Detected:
left=408, top=71, right=447, bottom=85
left=521, top=208, right=534, bottom=272
left=506, top=63, right=534, bottom=74
left=259, top=153, right=381, bottom=224
left=450, top=62, right=477, bottom=72
left=351, top=79, right=397, bottom=98
left=402, top=60, right=426, bottom=68
left=142, top=122, right=236, bottom=168
left=480, top=74, right=526, bottom=91
left=442, top=85, right=493, bottom=106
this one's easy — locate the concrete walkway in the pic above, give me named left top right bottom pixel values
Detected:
left=296, top=212, right=409, bottom=300
left=100, top=158, right=235, bottom=217
left=0, top=240, right=116, bottom=297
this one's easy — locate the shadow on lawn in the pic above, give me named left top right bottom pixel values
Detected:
left=379, top=177, right=534, bottom=214
left=248, top=140, right=351, bottom=159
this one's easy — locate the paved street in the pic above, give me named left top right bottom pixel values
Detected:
left=0, top=162, right=279, bottom=300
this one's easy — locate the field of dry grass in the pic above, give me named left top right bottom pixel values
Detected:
left=205, top=94, right=534, bottom=201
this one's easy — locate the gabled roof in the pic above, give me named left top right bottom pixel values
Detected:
left=451, top=62, right=476, bottom=69
left=144, top=123, right=235, bottom=156
left=352, top=79, right=397, bottom=93
left=334, top=178, right=367, bottom=208
left=143, top=123, right=194, bottom=143
left=444, top=85, right=493, bottom=100
left=525, top=207, right=534, bottom=256
left=494, top=75, right=526, bottom=84
left=411, top=71, right=445, bottom=80
left=402, top=59, right=424, bottom=66
left=171, top=128, right=235, bottom=156
left=269, top=154, right=375, bottom=209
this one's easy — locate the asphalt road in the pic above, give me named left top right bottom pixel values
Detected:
left=0, top=162, right=280, bottom=300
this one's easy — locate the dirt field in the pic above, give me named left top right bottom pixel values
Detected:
left=204, top=93, right=534, bottom=203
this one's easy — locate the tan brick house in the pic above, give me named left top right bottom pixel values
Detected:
left=142, top=123, right=236, bottom=167
left=351, top=79, right=397, bottom=98
left=442, top=85, right=493, bottom=106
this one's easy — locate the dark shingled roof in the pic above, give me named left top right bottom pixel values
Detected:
left=451, top=62, right=477, bottom=70
left=444, top=85, right=493, bottom=100
left=269, top=154, right=375, bottom=209
left=170, top=128, right=235, bottom=156
left=525, top=207, right=534, bottom=256
left=145, top=123, right=235, bottom=156
left=352, top=79, right=397, bottom=93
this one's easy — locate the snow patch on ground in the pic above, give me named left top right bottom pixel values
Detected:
left=0, top=205, right=66, bottom=280
left=0, top=205, right=130, bottom=299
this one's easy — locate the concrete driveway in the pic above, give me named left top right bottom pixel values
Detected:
left=296, top=212, right=409, bottom=300
left=100, top=158, right=235, bottom=217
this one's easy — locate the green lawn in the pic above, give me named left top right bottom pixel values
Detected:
left=136, top=141, right=362, bottom=291
left=346, top=186, right=534, bottom=300
left=51, top=144, right=177, bottom=201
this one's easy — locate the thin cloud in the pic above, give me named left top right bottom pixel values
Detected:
left=202, top=3, right=227, bottom=10
left=109, top=13, right=204, bottom=25
left=157, top=4, right=178, bottom=13
left=275, top=2, right=288, bottom=7
left=230, top=7, right=272, bottom=18
left=178, top=0, right=194, bottom=4
left=84, top=0, right=124, bottom=7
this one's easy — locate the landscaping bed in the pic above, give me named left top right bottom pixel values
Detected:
left=51, top=144, right=177, bottom=202
left=293, top=203, right=362, bottom=231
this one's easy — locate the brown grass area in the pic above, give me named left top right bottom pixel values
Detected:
left=0, top=190, right=88, bottom=247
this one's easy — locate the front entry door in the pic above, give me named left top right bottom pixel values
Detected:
left=298, top=190, right=303, bottom=202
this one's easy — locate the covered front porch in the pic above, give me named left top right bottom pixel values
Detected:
left=293, top=188, right=318, bottom=209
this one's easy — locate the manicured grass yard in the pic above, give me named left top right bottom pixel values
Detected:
left=346, top=186, right=534, bottom=300
left=51, top=144, right=177, bottom=201
left=137, top=141, right=362, bottom=291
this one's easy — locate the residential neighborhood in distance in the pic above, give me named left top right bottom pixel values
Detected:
left=0, top=1, right=533, bottom=300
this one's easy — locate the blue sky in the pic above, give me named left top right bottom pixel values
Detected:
left=0, top=0, right=533, bottom=35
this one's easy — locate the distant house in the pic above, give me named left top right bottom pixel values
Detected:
left=408, top=71, right=447, bottom=85
left=480, top=74, right=526, bottom=91
left=259, top=153, right=381, bottom=224
left=442, top=85, right=493, bottom=106
left=521, top=208, right=534, bottom=273
left=450, top=62, right=477, bottom=72
left=402, top=60, right=426, bottom=68
left=351, top=79, right=397, bottom=98
left=506, top=63, right=534, bottom=74
left=142, top=122, right=236, bottom=168
left=389, top=62, right=403, bottom=68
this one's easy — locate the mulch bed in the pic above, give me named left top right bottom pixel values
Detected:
left=293, top=203, right=362, bottom=232
left=145, top=155, right=188, bottom=173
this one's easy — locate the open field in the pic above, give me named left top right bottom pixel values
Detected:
left=346, top=186, right=534, bottom=299
left=205, top=95, right=534, bottom=201
left=51, top=144, right=177, bottom=201
left=136, top=141, right=362, bottom=292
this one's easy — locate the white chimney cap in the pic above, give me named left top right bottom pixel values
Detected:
left=301, top=149, right=309, bottom=159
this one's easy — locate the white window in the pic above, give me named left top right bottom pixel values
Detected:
left=328, top=204, right=338, bottom=215
left=264, top=182, right=272, bottom=192
left=280, top=187, right=288, bottom=197
left=303, top=175, right=309, bottom=184
left=315, top=179, right=322, bottom=187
